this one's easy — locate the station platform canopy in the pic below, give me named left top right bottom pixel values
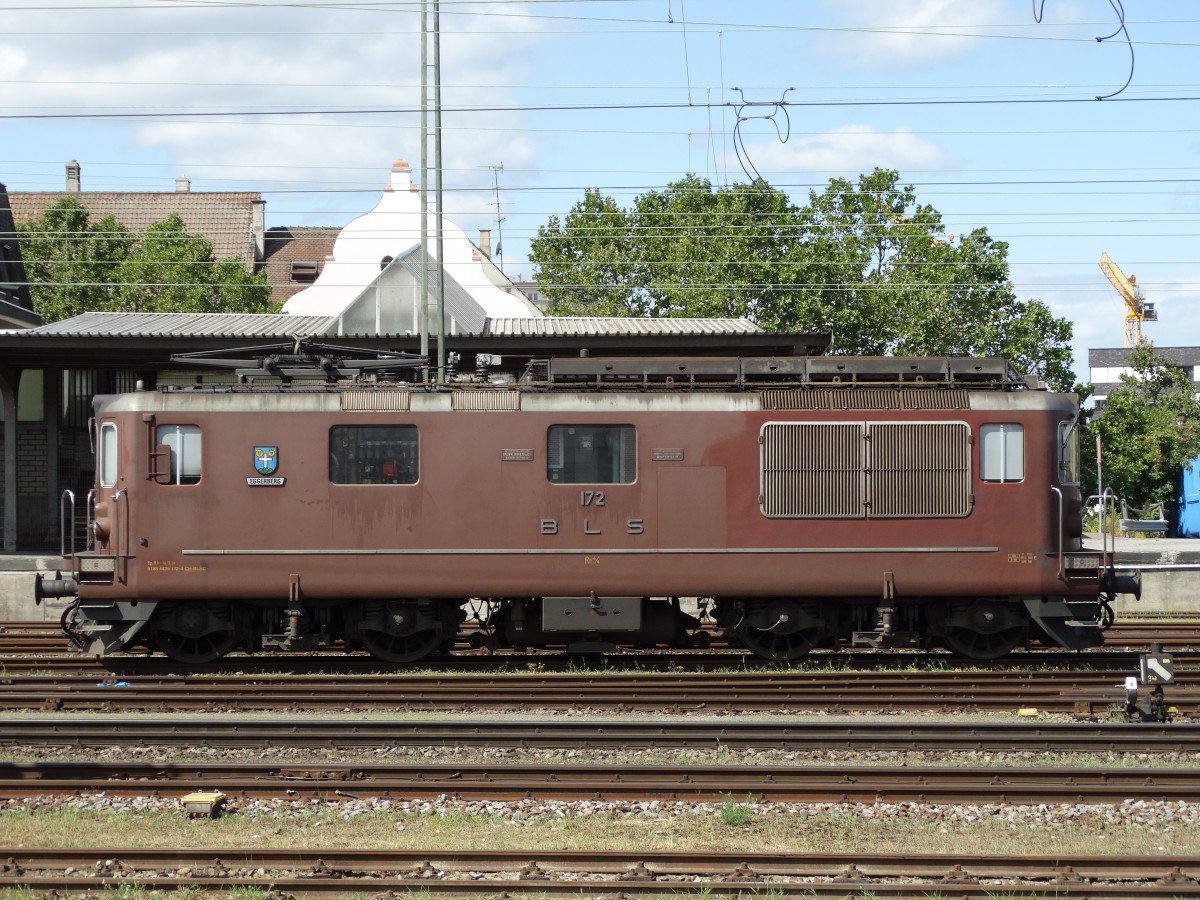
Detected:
left=0, top=311, right=831, bottom=372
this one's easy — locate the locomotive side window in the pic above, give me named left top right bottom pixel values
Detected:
left=99, top=422, right=118, bottom=488
left=329, top=425, right=418, bottom=485
left=547, top=425, right=636, bottom=484
left=979, top=423, right=1024, bottom=483
left=156, top=425, right=202, bottom=485
left=1058, top=420, right=1080, bottom=484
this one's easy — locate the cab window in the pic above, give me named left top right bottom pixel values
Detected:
left=1058, top=420, right=1080, bottom=484
left=99, top=422, right=118, bottom=488
left=980, top=423, right=1023, bottom=483
left=156, top=425, right=202, bottom=485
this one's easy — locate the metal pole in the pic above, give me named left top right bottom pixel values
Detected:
left=433, top=0, right=446, bottom=383
left=489, top=163, right=505, bottom=273
left=419, top=0, right=430, bottom=382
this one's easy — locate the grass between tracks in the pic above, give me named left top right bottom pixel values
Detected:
left=1, top=803, right=1199, bottom=859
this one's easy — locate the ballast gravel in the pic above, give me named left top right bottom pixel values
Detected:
left=3, top=793, right=1198, bottom=833
left=6, top=742, right=1199, bottom=832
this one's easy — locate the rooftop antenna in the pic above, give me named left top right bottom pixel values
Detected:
left=487, top=163, right=505, bottom=273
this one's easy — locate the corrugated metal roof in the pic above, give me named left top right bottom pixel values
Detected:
left=23, top=311, right=336, bottom=337
left=483, top=317, right=762, bottom=336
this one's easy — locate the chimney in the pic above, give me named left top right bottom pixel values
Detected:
left=65, top=160, right=81, bottom=193
left=479, top=229, right=491, bottom=259
left=389, top=158, right=412, bottom=193
left=175, top=174, right=191, bottom=192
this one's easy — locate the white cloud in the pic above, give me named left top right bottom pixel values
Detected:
left=815, top=0, right=1010, bottom=70
left=0, top=45, right=29, bottom=80
left=0, top=2, right=546, bottom=224
left=731, top=125, right=963, bottom=180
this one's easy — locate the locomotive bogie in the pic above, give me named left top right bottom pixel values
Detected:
left=41, top=355, right=1133, bottom=665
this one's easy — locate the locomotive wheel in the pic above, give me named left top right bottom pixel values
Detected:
left=359, top=627, right=443, bottom=664
left=734, top=599, right=821, bottom=661
left=942, top=599, right=1024, bottom=660
left=739, top=625, right=819, bottom=661
left=155, top=601, right=237, bottom=664
left=943, top=625, right=1023, bottom=660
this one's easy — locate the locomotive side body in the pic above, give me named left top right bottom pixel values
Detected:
left=42, top=356, right=1133, bottom=664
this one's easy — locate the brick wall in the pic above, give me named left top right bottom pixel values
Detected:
left=17, top=429, right=48, bottom=548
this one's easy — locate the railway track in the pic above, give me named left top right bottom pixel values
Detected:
left=0, top=670, right=1191, bottom=714
left=0, top=849, right=1195, bottom=897
left=3, top=758, right=1200, bottom=804
left=3, top=716, right=1199, bottom=753
left=2, top=650, right=1184, bottom=678
left=2, top=617, right=1198, bottom=664
left=1, top=848, right=1197, bottom=898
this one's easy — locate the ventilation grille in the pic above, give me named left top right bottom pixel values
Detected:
left=452, top=391, right=520, bottom=411
left=761, top=390, right=825, bottom=410
left=340, top=390, right=411, bottom=411
left=761, top=388, right=969, bottom=410
left=762, top=421, right=971, bottom=518
left=868, top=423, right=972, bottom=517
left=903, top=390, right=969, bottom=410
left=762, top=423, right=863, bottom=517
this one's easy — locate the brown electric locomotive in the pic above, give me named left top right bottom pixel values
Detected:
left=37, top=343, right=1138, bottom=665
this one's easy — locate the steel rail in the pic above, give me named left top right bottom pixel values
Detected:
left=0, top=847, right=1197, bottom=898
left=2, top=760, right=1199, bottom=803
left=2, top=670, right=1193, bottom=714
left=2, top=648, right=1194, bottom=678
left=2, top=617, right=1198, bottom=658
left=9, top=669, right=1195, bottom=688
left=3, top=717, right=1199, bottom=753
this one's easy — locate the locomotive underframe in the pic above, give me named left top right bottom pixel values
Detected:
left=54, top=580, right=1110, bottom=664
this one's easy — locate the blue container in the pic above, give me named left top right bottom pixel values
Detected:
left=1179, top=456, right=1200, bottom=537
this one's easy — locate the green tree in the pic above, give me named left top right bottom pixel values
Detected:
left=533, top=176, right=806, bottom=322
left=628, top=175, right=804, bottom=323
left=530, top=189, right=641, bottom=316
left=773, top=169, right=1074, bottom=389
left=1088, top=343, right=1200, bottom=508
left=110, top=214, right=271, bottom=314
left=19, top=199, right=275, bottom=321
left=531, top=168, right=1075, bottom=390
left=16, top=197, right=132, bottom=323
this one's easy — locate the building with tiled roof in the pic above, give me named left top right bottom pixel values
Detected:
left=263, top=226, right=341, bottom=305
left=9, top=162, right=265, bottom=271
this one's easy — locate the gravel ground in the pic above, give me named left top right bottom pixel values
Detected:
left=4, top=742, right=1200, bottom=833
left=4, top=791, right=1199, bottom=833
left=11, top=740, right=1200, bottom=769
left=5, top=716, right=1199, bottom=851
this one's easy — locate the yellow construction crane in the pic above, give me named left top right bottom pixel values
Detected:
left=1098, top=252, right=1157, bottom=347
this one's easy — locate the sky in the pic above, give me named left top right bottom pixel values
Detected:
left=3, top=0, right=1199, bottom=385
